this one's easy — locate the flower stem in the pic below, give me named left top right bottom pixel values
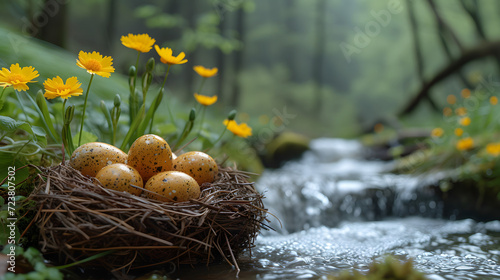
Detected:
left=78, top=74, right=95, bottom=146
left=196, top=77, right=207, bottom=95
left=205, top=122, right=229, bottom=153
left=13, top=139, right=31, bottom=162
left=197, top=106, right=206, bottom=135
left=15, top=90, right=29, bottom=122
left=135, top=51, right=141, bottom=73
left=62, top=99, right=68, bottom=123
left=159, top=65, right=175, bottom=126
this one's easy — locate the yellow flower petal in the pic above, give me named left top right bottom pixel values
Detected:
left=431, top=127, right=444, bottom=138
left=121, top=33, right=156, bottom=53
left=443, top=107, right=452, bottom=117
left=486, top=142, right=500, bottom=156
left=193, top=65, right=218, bottom=78
left=461, top=88, right=471, bottom=98
left=459, top=116, right=471, bottom=126
left=490, top=96, right=498, bottom=105
left=455, top=107, right=467, bottom=116
left=194, top=93, right=217, bottom=106
left=456, top=137, right=474, bottom=151
left=223, top=119, right=252, bottom=138
left=43, top=76, right=83, bottom=100
left=454, top=128, right=463, bottom=137
left=155, top=45, right=188, bottom=65
left=446, top=95, right=456, bottom=105
left=0, top=63, right=39, bottom=91
left=76, top=51, right=115, bottom=78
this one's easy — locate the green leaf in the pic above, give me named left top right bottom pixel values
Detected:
left=0, top=116, right=46, bottom=145
left=137, top=90, right=163, bottom=136
left=120, top=105, right=145, bottom=151
left=156, top=123, right=178, bottom=135
left=35, top=90, right=60, bottom=142
left=100, top=101, right=113, bottom=139
left=134, top=5, right=158, bottom=18
left=0, top=115, right=33, bottom=133
left=25, top=92, right=58, bottom=143
left=73, top=131, right=98, bottom=147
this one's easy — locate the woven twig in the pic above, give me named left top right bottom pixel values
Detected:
left=28, top=163, right=270, bottom=271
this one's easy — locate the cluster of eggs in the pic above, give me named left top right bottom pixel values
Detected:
left=69, top=134, right=218, bottom=202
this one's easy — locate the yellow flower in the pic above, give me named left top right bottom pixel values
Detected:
left=446, top=94, right=456, bottom=105
left=456, top=137, right=474, bottom=151
left=459, top=116, right=471, bottom=126
left=120, top=33, right=155, bottom=53
left=154, top=45, right=187, bottom=65
left=223, top=119, right=252, bottom=138
left=443, top=107, right=452, bottom=117
left=43, top=76, right=83, bottom=100
left=194, top=93, right=217, bottom=106
left=486, top=142, right=500, bottom=157
left=374, top=123, right=384, bottom=133
left=0, top=63, right=39, bottom=91
left=455, top=107, right=467, bottom=116
left=76, top=51, right=114, bottom=78
left=454, top=128, right=463, bottom=137
left=490, top=96, right=498, bottom=105
left=193, top=66, right=218, bottom=78
left=431, top=127, right=443, bottom=138
left=461, top=88, right=471, bottom=98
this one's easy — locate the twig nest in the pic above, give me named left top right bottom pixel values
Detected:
left=29, top=163, right=269, bottom=270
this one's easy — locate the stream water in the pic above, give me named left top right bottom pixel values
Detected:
left=171, top=138, right=500, bottom=280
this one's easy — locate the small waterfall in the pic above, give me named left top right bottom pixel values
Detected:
left=257, top=138, right=448, bottom=234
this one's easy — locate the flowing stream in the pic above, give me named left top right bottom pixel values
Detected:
left=170, top=138, right=500, bottom=280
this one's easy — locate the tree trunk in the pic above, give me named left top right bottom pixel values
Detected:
left=105, top=0, right=117, bottom=53
left=312, top=0, right=326, bottom=116
left=407, top=0, right=439, bottom=111
left=184, top=0, right=198, bottom=98
left=399, top=41, right=500, bottom=116
left=285, top=0, right=299, bottom=82
left=36, top=0, right=68, bottom=48
left=216, top=14, right=227, bottom=99
left=229, top=7, right=245, bottom=108
left=426, top=0, right=472, bottom=89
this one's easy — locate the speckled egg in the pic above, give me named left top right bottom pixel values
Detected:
left=95, top=163, right=143, bottom=196
left=173, top=151, right=218, bottom=185
left=70, top=142, right=128, bottom=177
left=127, top=134, right=173, bottom=182
left=145, top=171, right=200, bottom=202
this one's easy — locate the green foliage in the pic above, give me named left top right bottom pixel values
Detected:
left=2, top=247, right=64, bottom=280
left=395, top=89, right=500, bottom=199
left=327, top=256, right=428, bottom=280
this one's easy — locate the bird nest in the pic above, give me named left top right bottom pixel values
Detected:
left=27, top=163, right=269, bottom=271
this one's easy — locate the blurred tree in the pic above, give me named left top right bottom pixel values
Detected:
left=312, top=0, right=326, bottom=116
left=104, top=0, right=117, bottom=53
left=400, top=0, right=500, bottom=116
left=35, top=0, right=68, bottom=48
left=229, top=6, right=246, bottom=108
